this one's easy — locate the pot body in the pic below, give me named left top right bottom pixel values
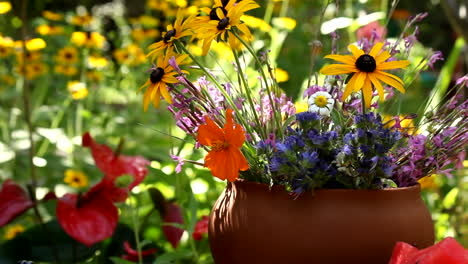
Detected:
left=209, top=180, right=434, bottom=264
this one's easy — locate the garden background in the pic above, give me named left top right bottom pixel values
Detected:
left=0, top=0, right=466, bottom=263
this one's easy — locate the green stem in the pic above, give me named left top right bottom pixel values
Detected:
left=232, top=30, right=284, bottom=139
left=232, top=50, right=266, bottom=139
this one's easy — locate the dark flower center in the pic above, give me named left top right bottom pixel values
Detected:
left=163, top=29, right=176, bottom=43
left=209, top=7, right=228, bottom=20
left=150, top=67, right=165, bottom=83
left=221, top=0, right=230, bottom=7
left=65, top=52, right=73, bottom=59
left=217, top=17, right=230, bottom=30
left=355, top=54, right=376, bottom=72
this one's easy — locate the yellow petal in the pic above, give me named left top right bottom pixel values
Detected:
left=320, top=64, right=357, bottom=75
left=368, top=73, right=385, bottom=102
left=348, top=44, right=364, bottom=59
left=362, top=77, right=373, bottom=108
left=369, top=42, right=383, bottom=57
left=324, top=54, right=356, bottom=65
left=353, top=72, right=366, bottom=92
left=160, top=85, right=173, bottom=104
left=342, top=73, right=358, bottom=101
left=378, top=71, right=404, bottom=84
left=375, top=72, right=405, bottom=93
left=377, top=60, right=410, bottom=70
left=375, top=50, right=391, bottom=64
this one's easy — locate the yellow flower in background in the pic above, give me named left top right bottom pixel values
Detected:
left=383, top=115, right=416, bottom=135
left=273, top=17, right=297, bottom=31
left=274, top=68, right=289, bottom=82
left=16, top=51, right=42, bottom=64
left=20, top=62, right=47, bottom=80
left=0, top=44, right=12, bottom=57
left=320, top=42, right=410, bottom=108
left=242, top=15, right=272, bottom=32
left=67, top=81, right=88, bottom=100
left=211, top=41, right=234, bottom=60
left=131, top=28, right=160, bottom=43
left=87, top=54, right=108, bottom=69
left=147, top=0, right=171, bottom=11
left=4, top=224, right=25, bottom=240
left=42, top=10, right=63, bottom=21
left=71, top=31, right=105, bottom=49
left=194, top=0, right=259, bottom=55
left=56, top=46, right=79, bottom=64
left=188, top=44, right=203, bottom=56
left=147, top=9, right=195, bottom=59
left=55, top=64, right=78, bottom=76
left=294, top=101, right=309, bottom=113
left=139, top=50, right=189, bottom=111
left=131, top=15, right=160, bottom=27
left=0, top=1, right=12, bottom=14
left=1, top=75, right=15, bottom=86
left=25, top=38, right=47, bottom=51
left=64, top=169, right=89, bottom=188
left=114, top=44, right=146, bottom=66
left=36, top=25, right=65, bottom=36
left=70, top=13, right=93, bottom=26
left=87, top=70, right=102, bottom=83
left=418, top=174, right=438, bottom=191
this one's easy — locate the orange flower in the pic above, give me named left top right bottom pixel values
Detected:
left=197, top=109, right=249, bottom=182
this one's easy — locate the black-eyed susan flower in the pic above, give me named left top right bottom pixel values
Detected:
left=320, top=42, right=410, bottom=108
left=113, top=44, right=146, bottom=66
left=4, top=224, right=25, bottom=240
left=131, top=28, right=160, bottom=43
left=56, top=46, right=79, bottom=64
left=147, top=9, right=195, bottom=59
left=55, top=64, right=78, bottom=76
left=22, top=62, right=48, bottom=80
left=36, top=25, right=65, bottom=36
left=67, top=81, right=88, bottom=100
left=70, top=13, right=93, bottom=26
left=139, top=50, right=189, bottom=111
left=194, top=0, right=259, bottom=55
left=64, top=169, right=89, bottom=188
left=71, top=31, right=105, bottom=49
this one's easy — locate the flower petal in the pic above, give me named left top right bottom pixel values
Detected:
left=0, top=180, right=33, bottom=227
left=362, top=77, right=373, bottom=108
left=348, top=44, right=364, bottom=58
left=162, top=202, right=184, bottom=249
left=375, top=71, right=406, bottom=93
left=369, top=42, right=384, bottom=57
left=368, top=73, right=385, bottom=102
left=342, top=73, right=358, bottom=101
left=324, top=54, right=356, bottom=65
left=377, top=60, right=410, bottom=70
left=320, top=64, right=358, bottom=75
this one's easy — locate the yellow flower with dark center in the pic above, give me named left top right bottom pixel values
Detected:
left=147, top=9, right=195, bottom=59
left=194, top=0, right=259, bottom=55
left=0, top=1, right=12, bottom=14
left=21, top=62, right=47, bottom=80
left=114, top=44, right=146, bottom=66
left=55, top=64, right=78, bottom=76
left=67, top=81, right=88, bottom=100
left=4, top=224, right=25, bottom=240
left=0, top=44, right=11, bottom=57
left=71, top=31, right=105, bottom=49
left=1, top=74, right=14, bottom=86
left=36, top=25, right=64, bottom=35
left=139, top=50, right=189, bottom=111
left=70, top=13, right=93, bottom=26
left=42, top=10, right=63, bottom=21
left=131, top=28, right=160, bottom=43
left=56, top=46, right=79, bottom=64
left=320, top=42, right=410, bottom=108
left=64, top=169, right=89, bottom=188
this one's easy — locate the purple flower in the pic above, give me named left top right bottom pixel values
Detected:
left=455, top=75, right=468, bottom=87
left=303, top=85, right=326, bottom=98
left=170, top=155, right=185, bottom=173
left=428, top=51, right=444, bottom=70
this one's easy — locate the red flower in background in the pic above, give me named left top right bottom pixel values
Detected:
left=57, top=132, right=150, bottom=246
left=192, top=215, right=209, bottom=241
left=388, top=237, right=468, bottom=264
left=0, top=180, right=33, bottom=227
left=162, top=202, right=185, bottom=248
left=121, top=241, right=157, bottom=262
left=356, top=21, right=387, bottom=41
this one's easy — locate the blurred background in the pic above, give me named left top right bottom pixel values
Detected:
left=0, top=0, right=466, bottom=262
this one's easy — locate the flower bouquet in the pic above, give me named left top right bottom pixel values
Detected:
left=136, top=0, right=467, bottom=263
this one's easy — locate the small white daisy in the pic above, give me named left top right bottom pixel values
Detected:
left=308, top=91, right=334, bottom=116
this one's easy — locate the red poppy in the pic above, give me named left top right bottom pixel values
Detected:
left=121, top=241, right=157, bottom=262
left=192, top=215, right=209, bottom=241
left=197, top=109, right=249, bottom=182
left=57, top=132, right=150, bottom=246
left=0, top=180, right=34, bottom=227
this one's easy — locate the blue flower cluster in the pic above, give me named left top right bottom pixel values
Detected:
left=256, top=112, right=401, bottom=194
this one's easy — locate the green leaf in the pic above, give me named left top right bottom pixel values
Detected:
left=110, top=257, right=136, bottom=264
left=153, top=250, right=193, bottom=264
left=442, top=187, right=459, bottom=209
left=1, top=219, right=99, bottom=262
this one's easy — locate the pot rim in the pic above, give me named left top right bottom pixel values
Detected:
left=233, top=178, right=421, bottom=194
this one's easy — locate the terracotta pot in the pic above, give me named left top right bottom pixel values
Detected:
left=209, top=180, right=434, bottom=264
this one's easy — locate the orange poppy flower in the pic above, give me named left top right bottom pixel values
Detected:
left=197, top=109, right=249, bottom=182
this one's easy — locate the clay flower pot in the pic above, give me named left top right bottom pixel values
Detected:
left=209, top=180, right=434, bottom=264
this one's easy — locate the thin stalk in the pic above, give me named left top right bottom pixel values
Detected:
left=131, top=196, right=143, bottom=264
left=232, top=30, right=284, bottom=139
left=232, top=50, right=266, bottom=138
